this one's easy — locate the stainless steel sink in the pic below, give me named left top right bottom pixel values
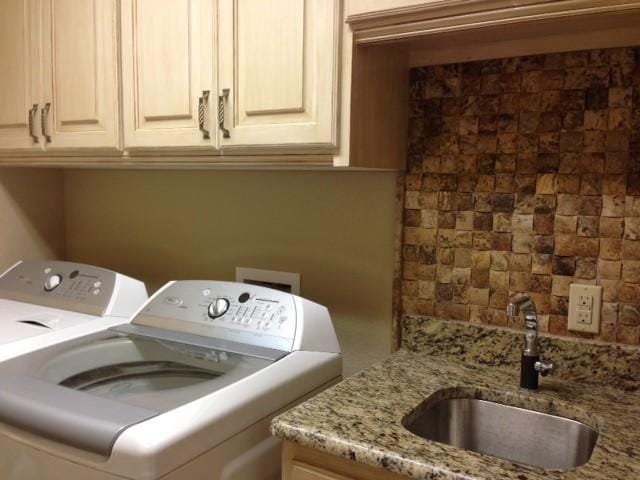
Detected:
left=404, top=398, right=598, bottom=470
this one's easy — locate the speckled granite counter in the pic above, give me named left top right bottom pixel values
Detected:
left=271, top=317, right=640, bottom=480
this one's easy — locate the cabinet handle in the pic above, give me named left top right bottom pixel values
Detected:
left=198, top=90, right=210, bottom=140
left=28, top=104, right=39, bottom=143
left=218, top=88, right=230, bottom=139
left=41, top=102, right=51, bottom=143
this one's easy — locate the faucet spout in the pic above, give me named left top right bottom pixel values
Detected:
left=506, top=294, right=553, bottom=391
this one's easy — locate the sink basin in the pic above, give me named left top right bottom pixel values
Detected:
left=404, top=397, right=598, bottom=470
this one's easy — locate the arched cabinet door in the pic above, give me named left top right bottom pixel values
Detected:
left=121, top=0, right=217, bottom=151
left=218, top=0, right=341, bottom=153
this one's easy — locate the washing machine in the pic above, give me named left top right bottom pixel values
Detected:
left=0, top=260, right=148, bottom=362
left=0, top=280, right=342, bottom=480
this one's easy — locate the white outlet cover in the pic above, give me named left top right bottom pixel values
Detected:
left=568, top=283, right=602, bottom=334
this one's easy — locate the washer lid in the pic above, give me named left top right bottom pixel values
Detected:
left=0, top=327, right=275, bottom=457
left=0, top=374, right=157, bottom=456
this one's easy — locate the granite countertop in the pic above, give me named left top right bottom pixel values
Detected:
left=271, top=317, right=640, bottom=480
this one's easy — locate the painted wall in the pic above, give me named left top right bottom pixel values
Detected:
left=64, top=169, right=398, bottom=375
left=0, top=169, right=65, bottom=271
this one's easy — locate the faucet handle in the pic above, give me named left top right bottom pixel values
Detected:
left=534, top=360, right=555, bottom=376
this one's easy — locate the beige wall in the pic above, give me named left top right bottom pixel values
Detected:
left=64, top=169, right=398, bottom=375
left=0, top=168, right=65, bottom=271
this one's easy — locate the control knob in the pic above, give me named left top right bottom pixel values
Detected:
left=44, top=274, right=63, bottom=292
left=208, top=297, right=230, bottom=319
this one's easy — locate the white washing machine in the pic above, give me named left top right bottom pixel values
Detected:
left=0, top=280, right=342, bottom=480
left=0, top=260, right=148, bottom=362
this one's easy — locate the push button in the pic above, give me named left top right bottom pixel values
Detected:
left=164, top=296, right=182, bottom=306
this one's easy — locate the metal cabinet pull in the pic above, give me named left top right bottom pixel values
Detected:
left=218, top=88, right=230, bottom=139
left=198, top=90, right=210, bottom=140
left=41, top=102, right=51, bottom=143
left=28, top=104, right=39, bottom=143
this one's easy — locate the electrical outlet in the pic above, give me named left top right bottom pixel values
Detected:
left=568, top=284, right=602, bottom=333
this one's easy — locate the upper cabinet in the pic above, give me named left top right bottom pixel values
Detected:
left=120, top=0, right=217, bottom=150
left=0, top=0, right=119, bottom=153
left=0, top=0, right=345, bottom=164
left=218, top=0, right=340, bottom=151
left=0, top=0, right=41, bottom=152
left=41, top=0, right=120, bottom=151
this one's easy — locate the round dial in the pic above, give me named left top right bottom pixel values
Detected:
left=44, top=274, right=63, bottom=292
left=207, top=298, right=230, bottom=319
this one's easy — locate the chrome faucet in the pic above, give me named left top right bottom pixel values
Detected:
left=507, top=295, right=554, bottom=390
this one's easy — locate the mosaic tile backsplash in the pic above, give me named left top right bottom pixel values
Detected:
left=402, top=47, right=640, bottom=345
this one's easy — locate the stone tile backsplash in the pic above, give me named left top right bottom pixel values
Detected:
left=402, top=47, right=640, bottom=345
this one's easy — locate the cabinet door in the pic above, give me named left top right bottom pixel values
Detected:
left=291, top=462, right=357, bottom=480
left=0, top=0, right=43, bottom=152
left=121, top=0, right=216, bottom=150
left=218, top=0, right=340, bottom=150
left=41, top=0, right=120, bottom=151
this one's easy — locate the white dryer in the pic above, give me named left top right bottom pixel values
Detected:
left=0, top=260, right=148, bottom=362
left=0, top=280, right=341, bottom=480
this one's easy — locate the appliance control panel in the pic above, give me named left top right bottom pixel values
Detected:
left=133, top=281, right=298, bottom=352
left=0, top=261, right=117, bottom=316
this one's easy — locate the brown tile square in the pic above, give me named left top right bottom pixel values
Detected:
left=491, top=232, right=513, bottom=251
left=602, top=195, right=625, bottom=217
left=575, top=257, right=598, bottom=279
left=609, top=108, right=632, bottom=130
left=536, top=174, right=557, bottom=194
left=493, top=213, right=513, bottom=232
left=625, top=217, right=640, bottom=240
left=556, top=175, right=581, bottom=194
left=473, top=212, right=493, bottom=231
left=495, top=154, right=516, bottom=173
left=602, top=175, right=627, bottom=195
left=491, top=251, right=509, bottom=271
left=584, top=110, right=608, bottom=130
left=600, top=238, right=623, bottom=260
left=534, top=214, right=555, bottom=234
left=598, top=259, right=621, bottom=280
left=533, top=235, right=554, bottom=254
left=512, top=214, right=534, bottom=233
left=599, top=217, right=624, bottom=239
left=580, top=174, right=602, bottom=195
left=509, top=253, right=531, bottom=272
left=532, top=254, right=552, bottom=274
left=493, top=193, right=515, bottom=212
left=583, top=131, right=606, bottom=153
left=512, top=233, right=534, bottom=253
left=577, top=216, right=599, bottom=237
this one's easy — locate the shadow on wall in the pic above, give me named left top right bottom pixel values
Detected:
left=0, top=169, right=66, bottom=270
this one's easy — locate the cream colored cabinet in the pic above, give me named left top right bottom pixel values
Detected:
left=0, top=0, right=119, bottom=153
left=283, top=442, right=405, bottom=480
left=291, top=462, right=357, bottom=480
left=41, top=0, right=120, bottom=151
left=0, top=0, right=42, bottom=152
left=218, top=0, right=340, bottom=151
left=121, top=0, right=217, bottom=150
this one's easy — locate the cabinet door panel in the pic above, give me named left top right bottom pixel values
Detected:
left=0, top=0, right=42, bottom=152
left=122, top=0, right=216, bottom=150
left=291, top=462, right=357, bottom=480
left=219, top=0, right=340, bottom=150
left=241, top=0, right=304, bottom=115
left=42, top=0, right=119, bottom=150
